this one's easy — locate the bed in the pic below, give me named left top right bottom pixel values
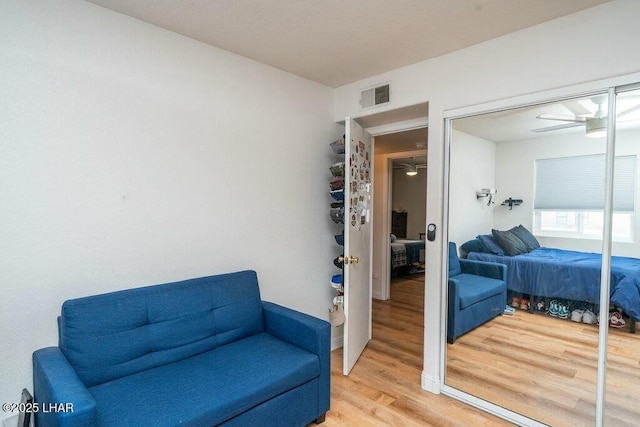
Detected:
left=467, top=247, right=640, bottom=323
left=391, top=239, right=425, bottom=271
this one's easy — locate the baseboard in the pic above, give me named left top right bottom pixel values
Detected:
left=330, top=325, right=343, bottom=350
left=421, top=370, right=441, bottom=394
left=331, top=335, right=343, bottom=350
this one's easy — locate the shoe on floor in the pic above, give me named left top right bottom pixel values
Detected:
left=582, top=310, right=597, bottom=324
left=511, top=297, right=520, bottom=308
left=610, top=311, right=626, bottom=328
left=548, top=300, right=559, bottom=317
left=520, top=299, right=530, bottom=310
left=504, top=305, right=516, bottom=315
left=571, top=309, right=585, bottom=322
left=558, top=303, right=569, bottom=319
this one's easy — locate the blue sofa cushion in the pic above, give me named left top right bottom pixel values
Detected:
left=89, top=332, right=320, bottom=426
left=454, top=273, right=507, bottom=310
left=60, top=271, right=264, bottom=387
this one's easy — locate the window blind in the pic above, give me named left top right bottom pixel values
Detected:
left=534, top=154, right=636, bottom=212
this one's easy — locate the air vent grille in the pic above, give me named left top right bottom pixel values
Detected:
left=360, top=83, right=390, bottom=109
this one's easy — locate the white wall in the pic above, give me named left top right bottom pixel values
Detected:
left=392, top=167, right=427, bottom=240
left=0, top=0, right=340, bottom=415
left=333, top=0, right=640, bottom=394
left=448, top=130, right=496, bottom=247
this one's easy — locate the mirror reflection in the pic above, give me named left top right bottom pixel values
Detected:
left=604, top=87, right=640, bottom=426
left=446, top=91, right=640, bottom=426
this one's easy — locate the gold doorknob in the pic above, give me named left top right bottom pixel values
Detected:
left=338, top=255, right=359, bottom=265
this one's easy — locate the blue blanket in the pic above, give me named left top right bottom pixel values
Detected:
left=467, top=247, right=640, bottom=321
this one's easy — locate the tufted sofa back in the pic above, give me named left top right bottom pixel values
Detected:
left=59, top=270, right=264, bottom=387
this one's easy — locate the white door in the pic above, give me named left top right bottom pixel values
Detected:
left=343, top=117, right=373, bottom=375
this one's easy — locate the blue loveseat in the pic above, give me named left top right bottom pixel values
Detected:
left=447, top=242, right=507, bottom=343
left=33, top=270, right=330, bottom=426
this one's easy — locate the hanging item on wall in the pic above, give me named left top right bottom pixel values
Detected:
left=501, top=198, right=523, bottom=210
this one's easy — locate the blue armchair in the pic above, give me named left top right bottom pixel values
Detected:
left=447, top=242, right=507, bottom=343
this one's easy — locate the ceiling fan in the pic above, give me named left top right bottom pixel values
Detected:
left=533, top=96, right=640, bottom=137
left=394, top=158, right=426, bottom=176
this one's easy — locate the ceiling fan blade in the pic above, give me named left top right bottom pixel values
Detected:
left=532, top=122, right=584, bottom=133
left=617, top=103, right=640, bottom=119
left=562, top=99, right=593, bottom=116
left=536, top=113, right=587, bottom=123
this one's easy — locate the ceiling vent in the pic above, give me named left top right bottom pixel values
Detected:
left=359, top=83, right=390, bottom=109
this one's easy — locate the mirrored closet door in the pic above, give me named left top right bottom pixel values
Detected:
left=443, top=83, right=640, bottom=426
left=604, top=86, right=640, bottom=426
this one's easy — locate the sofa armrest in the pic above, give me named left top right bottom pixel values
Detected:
left=459, top=259, right=507, bottom=281
left=33, top=347, right=97, bottom=427
left=262, top=302, right=331, bottom=414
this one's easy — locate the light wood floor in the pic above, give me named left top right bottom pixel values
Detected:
left=324, top=274, right=640, bottom=426
left=447, top=302, right=640, bottom=426
left=323, top=275, right=511, bottom=426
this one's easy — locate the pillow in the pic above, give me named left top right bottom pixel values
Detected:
left=491, top=229, right=529, bottom=256
left=460, top=239, right=485, bottom=254
left=476, top=234, right=504, bottom=255
left=390, top=234, right=397, bottom=242
left=510, top=225, right=540, bottom=251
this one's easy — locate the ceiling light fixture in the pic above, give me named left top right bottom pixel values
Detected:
left=406, top=165, right=418, bottom=176
left=586, top=116, right=607, bottom=138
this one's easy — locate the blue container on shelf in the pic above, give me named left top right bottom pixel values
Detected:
left=330, top=189, right=344, bottom=201
left=331, top=274, right=343, bottom=289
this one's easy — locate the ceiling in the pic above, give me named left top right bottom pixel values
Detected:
left=376, top=128, right=427, bottom=155
left=85, top=0, right=611, bottom=88
left=453, top=89, right=640, bottom=142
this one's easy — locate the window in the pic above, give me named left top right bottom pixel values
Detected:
left=534, top=154, right=636, bottom=241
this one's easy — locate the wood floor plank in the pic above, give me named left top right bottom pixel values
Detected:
left=321, top=273, right=640, bottom=426
left=447, top=297, right=640, bottom=426
left=323, top=274, right=511, bottom=426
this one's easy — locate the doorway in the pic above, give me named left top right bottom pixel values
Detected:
left=372, top=128, right=427, bottom=301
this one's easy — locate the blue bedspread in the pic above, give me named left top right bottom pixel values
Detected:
left=467, top=247, right=640, bottom=321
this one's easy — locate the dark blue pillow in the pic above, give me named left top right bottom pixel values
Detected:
left=510, top=225, right=540, bottom=251
left=476, top=234, right=504, bottom=255
left=460, top=239, right=485, bottom=254
left=492, top=228, right=529, bottom=256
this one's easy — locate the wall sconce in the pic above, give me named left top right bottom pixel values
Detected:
left=476, top=188, right=497, bottom=206
left=501, top=198, right=523, bottom=210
